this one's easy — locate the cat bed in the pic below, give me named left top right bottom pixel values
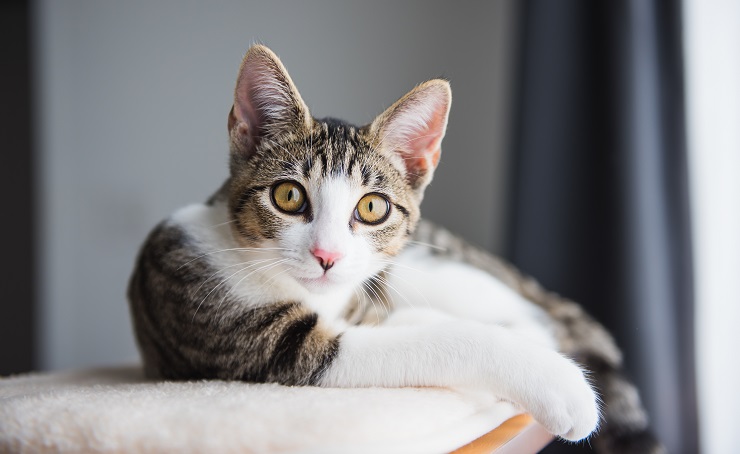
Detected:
left=0, top=365, right=553, bottom=453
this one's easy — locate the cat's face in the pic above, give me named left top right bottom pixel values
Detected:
left=226, top=45, right=451, bottom=294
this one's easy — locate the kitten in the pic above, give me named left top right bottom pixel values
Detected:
left=128, top=45, right=662, bottom=452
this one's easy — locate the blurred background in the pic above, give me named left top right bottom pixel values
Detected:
left=1, top=1, right=738, bottom=453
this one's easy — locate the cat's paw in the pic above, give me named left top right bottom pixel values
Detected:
left=520, top=353, right=600, bottom=441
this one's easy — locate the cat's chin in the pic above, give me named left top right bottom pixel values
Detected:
left=294, top=274, right=348, bottom=294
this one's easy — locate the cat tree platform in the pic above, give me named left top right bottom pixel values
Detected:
left=0, top=365, right=553, bottom=453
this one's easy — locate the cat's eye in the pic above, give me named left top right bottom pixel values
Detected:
left=355, top=193, right=390, bottom=225
left=271, top=181, right=307, bottom=214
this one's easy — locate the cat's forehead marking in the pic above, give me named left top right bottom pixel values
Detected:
left=310, top=119, right=364, bottom=178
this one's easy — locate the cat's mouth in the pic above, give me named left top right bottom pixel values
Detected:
left=294, top=273, right=343, bottom=293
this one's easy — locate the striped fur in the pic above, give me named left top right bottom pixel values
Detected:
left=128, top=44, right=661, bottom=452
left=129, top=221, right=339, bottom=384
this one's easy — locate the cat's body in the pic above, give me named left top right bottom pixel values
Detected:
left=129, top=45, right=661, bottom=452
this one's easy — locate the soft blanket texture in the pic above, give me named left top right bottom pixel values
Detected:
left=0, top=365, right=520, bottom=454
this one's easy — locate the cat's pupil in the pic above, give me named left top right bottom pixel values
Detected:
left=368, top=201, right=374, bottom=212
left=288, top=190, right=295, bottom=201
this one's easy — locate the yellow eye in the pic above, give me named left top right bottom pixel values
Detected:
left=271, top=181, right=307, bottom=214
left=355, top=193, right=390, bottom=224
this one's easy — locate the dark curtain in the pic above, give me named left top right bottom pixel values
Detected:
left=506, top=1, right=697, bottom=453
left=0, top=0, right=35, bottom=376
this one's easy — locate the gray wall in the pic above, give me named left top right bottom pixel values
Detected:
left=35, top=0, right=517, bottom=370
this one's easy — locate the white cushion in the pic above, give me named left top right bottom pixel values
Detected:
left=0, top=365, right=519, bottom=454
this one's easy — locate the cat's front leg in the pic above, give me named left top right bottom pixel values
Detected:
left=321, top=319, right=600, bottom=441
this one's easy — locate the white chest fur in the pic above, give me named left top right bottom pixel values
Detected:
left=170, top=202, right=353, bottom=323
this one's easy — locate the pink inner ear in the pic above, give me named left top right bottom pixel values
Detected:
left=394, top=94, right=449, bottom=176
left=233, top=62, right=281, bottom=136
left=405, top=137, right=442, bottom=174
left=235, top=79, right=260, bottom=128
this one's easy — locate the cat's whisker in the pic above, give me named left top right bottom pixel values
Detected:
left=198, top=257, right=287, bottom=312
left=206, top=219, right=237, bottom=229
left=373, top=259, right=432, bottom=309
left=218, top=258, right=292, bottom=307
left=406, top=240, right=447, bottom=251
left=375, top=270, right=431, bottom=310
left=371, top=274, right=412, bottom=312
left=178, top=247, right=289, bottom=270
left=365, top=278, right=391, bottom=319
left=370, top=274, right=414, bottom=307
left=376, top=258, right=426, bottom=274
left=368, top=276, right=390, bottom=316
left=360, top=285, right=379, bottom=321
left=349, top=285, right=369, bottom=323
left=218, top=258, right=292, bottom=311
left=260, top=265, right=293, bottom=288
left=357, top=282, right=381, bottom=325
left=362, top=279, right=382, bottom=306
left=192, top=260, right=277, bottom=320
left=193, top=258, right=278, bottom=306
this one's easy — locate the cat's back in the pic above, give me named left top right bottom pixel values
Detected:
left=402, top=220, right=622, bottom=365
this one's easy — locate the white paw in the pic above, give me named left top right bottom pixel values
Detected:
left=518, top=352, right=600, bottom=441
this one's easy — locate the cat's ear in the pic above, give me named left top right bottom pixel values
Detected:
left=368, top=80, right=451, bottom=194
left=229, top=45, right=311, bottom=156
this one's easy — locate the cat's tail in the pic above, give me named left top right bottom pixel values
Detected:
left=583, top=355, right=665, bottom=453
left=517, top=278, right=665, bottom=453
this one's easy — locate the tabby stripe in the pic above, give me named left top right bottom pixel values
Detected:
left=143, top=239, right=207, bottom=284
left=280, top=160, right=295, bottom=173
left=393, top=203, right=410, bottom=219
left=133, top=266, right=192, bottom=377
left=141, top=322, right=191, bottom=379
left=308, top=334, right=341, bottom=385
left=232, top=304, right=303, bottom=382
left=328, top=142, right=343, bottom=176
left=245, top=302, right=300, bottom=333
left=235, top=219, right=259, bottom=242
left=347, top=150, right=358, bottom=176
left=302, top=157, right=312, bottom=178
left=236, top=185, right=267, bottom=214
left=319, top=149, right=329, bottom=177
left=361, top=164, right=372, bottom=186
left=269, top=312, right=319, bottom=375
left=331, top=154, right=345, bottom=176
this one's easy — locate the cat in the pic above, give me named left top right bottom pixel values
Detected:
left=128, top=44, right=662, bottom=453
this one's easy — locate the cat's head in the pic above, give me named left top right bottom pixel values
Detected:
left=227, top=45, right=451, bottom=293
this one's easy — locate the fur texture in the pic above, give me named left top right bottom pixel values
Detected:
left=0, top=366, right=522, bottom=454
left=128, top=44, right=662, bottom=452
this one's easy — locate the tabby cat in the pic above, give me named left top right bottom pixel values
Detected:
left=128, top=45, right=662, bottom=452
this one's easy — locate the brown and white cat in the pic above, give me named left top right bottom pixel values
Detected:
left=128, top=45, right=661, bottom=452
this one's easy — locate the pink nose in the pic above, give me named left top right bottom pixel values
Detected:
left=312, top=248, right=343, bottom=271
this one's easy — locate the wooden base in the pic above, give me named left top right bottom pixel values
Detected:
left=452, top=414, right=554, bottom=454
